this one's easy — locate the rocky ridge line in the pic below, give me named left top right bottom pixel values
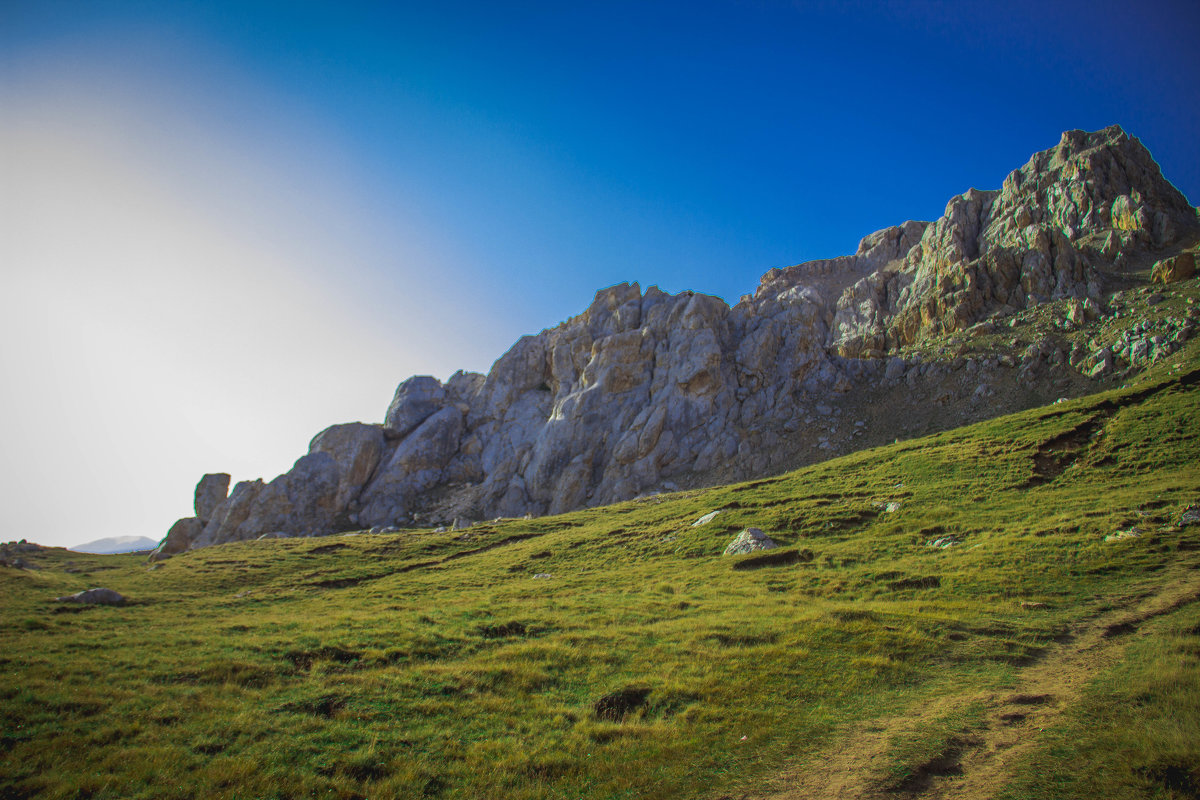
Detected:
left=154, top=125, right=1200, bottom=558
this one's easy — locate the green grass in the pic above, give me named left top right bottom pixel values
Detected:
left=2, top=344, right=1199, bottom=799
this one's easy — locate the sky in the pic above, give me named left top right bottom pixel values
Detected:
left=2, top=0, right=1198, bottom=549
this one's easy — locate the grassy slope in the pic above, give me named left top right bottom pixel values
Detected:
left=2, top=350, right=1199, bottom=799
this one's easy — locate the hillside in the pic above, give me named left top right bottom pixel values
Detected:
left=154, top=125, right=1200, bottom=557
left=3, top=316, right=1198, bottom=799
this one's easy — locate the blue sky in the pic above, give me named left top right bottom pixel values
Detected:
left=2, top=0, right=1198, bottom=547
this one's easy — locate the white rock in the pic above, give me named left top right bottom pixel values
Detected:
left=723, top=528, right=778, bottom=556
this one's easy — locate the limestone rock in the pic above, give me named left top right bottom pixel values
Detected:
left=309, top=423, right=385, bottom=511
left=867, top=126, right=1199, bottom=351
left=358, top=406, right=465, bottom=527
left=149, top=517, right=202, bottom=561
left=166, top=126, right=1200, bottom=551
left=723, top=528, right=778, bottom=556
left=1152, top=252, right=1196, bottom=284
left=384, top=376, right=446, bottom=438
left=55, top=588, right=126, bottom=605
left=191, top=479, right=266, bottom=548
left=194, top=473, right=230, bottom=524
left=1066, top=298, right=1101, bottom=326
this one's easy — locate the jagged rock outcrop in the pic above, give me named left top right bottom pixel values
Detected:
left=833, top=126, right=1198, bottom=356
left=149, top=471, right=230, bottom=560
left=149, top=517, right=202, bottom=561
left=159, top=126, right=1200, bottom=554
left=194, top=473, right=230, bottom=523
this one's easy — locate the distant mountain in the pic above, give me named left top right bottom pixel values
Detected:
left=71, top=535, right=159, bottom=554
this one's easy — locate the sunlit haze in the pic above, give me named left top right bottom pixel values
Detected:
left=2, top=1, right=1198, bottom=548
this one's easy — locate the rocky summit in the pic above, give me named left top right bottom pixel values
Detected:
left=154, top=125, right=1200, bottom=557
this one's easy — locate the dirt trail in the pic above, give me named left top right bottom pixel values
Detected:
left=741, top=569, right=1200, bottom=800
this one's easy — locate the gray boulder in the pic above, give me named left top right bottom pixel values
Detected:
left=384, top=376, right=446, bottom=438
left=194, top=473, right=231, bottom=524
left=149, top=517, right=203, bottom=561
left=191, top=479, right=266, bottom=548
left=55, top=588, right=126, bottom=605
left=1152, top=251, right=1196, bottom=284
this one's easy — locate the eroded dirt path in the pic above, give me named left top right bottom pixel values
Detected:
left=741, top=569, right=1200, bottom=800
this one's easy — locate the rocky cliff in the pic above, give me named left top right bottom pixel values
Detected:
left=154, top=125, right=1200, bottom=557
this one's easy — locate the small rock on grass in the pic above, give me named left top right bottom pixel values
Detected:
left=723, top=528, right=777, bottom=556
left=1104, top=528, right=1142, bottom=542
left=54, top=588, right=126, bottom=606
left=692, top=511, right=721, bottom=527
left=1180, top=506, right=1200, bottom=526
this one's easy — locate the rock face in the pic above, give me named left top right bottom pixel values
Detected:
left=163, top=126, right=1200, bottom=553
left=831, top=127, right=1197, bottom=357
left=149, top=473, right=230, bottom=560
left=194, top=473, right=231, bottom=524
left=149, top=517, right=202, bottom=561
